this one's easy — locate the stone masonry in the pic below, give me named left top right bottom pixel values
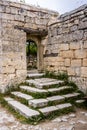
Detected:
left=0, top=0, right=58, bottom=92
left=0, top=0, right=87, bottom=93
left=44, top=5, right=87, bottom=93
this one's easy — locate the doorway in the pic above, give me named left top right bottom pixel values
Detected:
left=26, top=40, right=37, bottom=70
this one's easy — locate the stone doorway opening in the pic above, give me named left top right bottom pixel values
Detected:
left=26, top=40, right=37, bottom=70
left=27, top=34, right=44, bottom=72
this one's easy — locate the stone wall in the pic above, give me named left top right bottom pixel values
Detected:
left=44, top=5, right=87, bottom=93
left=0, top=0, right=58, bottom=92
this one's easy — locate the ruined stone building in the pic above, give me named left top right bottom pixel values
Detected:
left=0, top=0, right=87, bottom=93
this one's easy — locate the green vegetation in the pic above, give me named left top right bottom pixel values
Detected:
left=44, top=71, right=69, bottom=81
left=26, top=41, right=37, bottom=57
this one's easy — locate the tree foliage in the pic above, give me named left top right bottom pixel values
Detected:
left=26, top=41, right=37, bottom=56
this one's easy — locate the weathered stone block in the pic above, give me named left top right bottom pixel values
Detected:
left=61, top=50, right=74, bottom=58
left=84, top=41, right=87, bottom=48
left=75, top=50, right=87, bottom=58
left=70, top=41, right=82, bottom=50
left=67, top=68, right=75, bottom=76
left=64, top=59, right=71, bottom=67
left=71, top=59, right=82, bottom=67
left=59, top=44, right=69, bottom=51
left=83, top=59, right=87, bottom=66
left=81, top=67, right=87, bottom=77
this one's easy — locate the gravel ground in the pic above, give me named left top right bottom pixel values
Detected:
left=0, top=105, right=87, bottom=130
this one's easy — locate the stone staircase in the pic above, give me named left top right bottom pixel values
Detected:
left=4, top=71, right=85, bottom=122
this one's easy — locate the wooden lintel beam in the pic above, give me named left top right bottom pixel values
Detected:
left=14, top=25, right=48, bottom=36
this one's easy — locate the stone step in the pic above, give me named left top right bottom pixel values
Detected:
left=47, top=86, right=71, bottom=93
left=39, top=103, right=72, bottom=115
left=20, top=86, right=47, bottom=93
left=63, top=93, right=80, bottom=98
left=28, top=92, right=80, bottom=108
left=75, top=99, right=85, bottom=104
left=29, top=95, right=64, bottom=108
left=20, top=85, right=71, bottom=95
left=11, top=91, right=33, bottom=100
left=27, top=73, right=44, bottom=78
left=4, top=97, right=40, bottom=118
left=29, top=99, right=48, bottom=108
left=26, top=78, right=64, bottom=89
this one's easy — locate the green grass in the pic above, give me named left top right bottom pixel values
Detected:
left=44, top=71, right=69, bottom=81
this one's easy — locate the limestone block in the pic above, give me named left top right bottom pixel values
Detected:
left=74, top=19, right=79, bottom=25
left=75, top=50, right=87, bottom=58
left=61, top=50, right=74, bottom=58
left=70, top=25, right=78, bottom=31
left=6, top=7, right=11, bottom=13
left=2, top=66, right=15, bottom=74
left=71, top=59, right=81, bottom=67
left=2, top=13, right=14, bottom=20
left=84, top=41, right=87, bottom=48
left=75, top=68, right=81, bottom=76
left=81, top=67, right=87, bottom=77
left=67, top=68, right=75, bottom=76
left=11, top=7, right=18, bottom=14
left=59, top=44, right=69, bottom=51
left=64, top=59, right=71, bottom=67
left=84, top=32, right=87, bottom=40
left=72, top=30, right=83, bottom=40
left=83, top=59, right=87, bottom=66
left=16, top=70, right=27, bottom=77
left=70, top=41, right=82, bottom=50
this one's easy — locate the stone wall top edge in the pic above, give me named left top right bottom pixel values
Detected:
left=49, top=4, right=87, bottom=27
left=1, top=0, right=59, bottom=15
left=60, top=4, right=87, bottom=18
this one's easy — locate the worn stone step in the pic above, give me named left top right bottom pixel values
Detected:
left=28, top=92, right=79, bottom=108
left=63, top=93, right=80, bottom=99
left=39, top=103, right=72, bottom=115
left=75, top=99, right=85, bottom=104
left=11, top=91, right=33, bottom=100
left=29, top=99, right=48, bottom=108
left=29, top=96, right=64, bottom=108
left=20, top=86, right=72, bottom=98
left=26, top=78, right=64, bottom=89
left=20, top=86, right=47, bottom=93
left=27, top=73, right=44, bottom=78
left=47, top=95, right=64, bottom=102
left=48, top=86, right=71, bottom=93
left=4, top=97, right=40, bottom=118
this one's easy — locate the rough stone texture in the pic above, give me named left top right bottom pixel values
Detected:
left=20, top=85, right=47, bottom=93
left=29, top=99, right=48, bottom=108
left=44, top=4, right=87, bottom=93
left=0, top=0, right=58, bottom=92
left=11, top=91, right=33, bottom=100
left=39, top=103, right=72, bottom=115
left=63, top=93, right=80, bottom=98
left=48, top=86, right=70, bottom=93
left=4, top=97, right=40, bottom=118
left=0, top=105, right=87, bottom=130
left=0, top=0, right=87, bottom=93
left=76, top=100, right=85, bottom=103
left=27, top=73, right=44, bottom=78
left=47, top=95, right=64, bottom=102
left=26, top=78, right=63, bottom=89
